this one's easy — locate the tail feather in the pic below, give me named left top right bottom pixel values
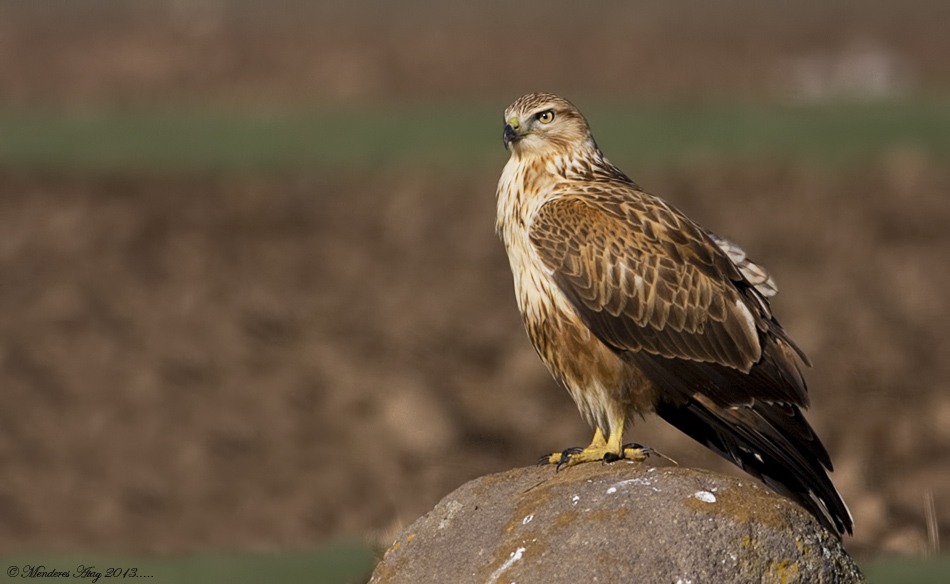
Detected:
left=655, top=394, right=853, bottom=536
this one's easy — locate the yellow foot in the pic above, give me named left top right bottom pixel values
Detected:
left=542, top=442, right=652, bottom=471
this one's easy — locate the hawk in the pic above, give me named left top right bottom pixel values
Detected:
left=496, top=92, right=852, bottom=536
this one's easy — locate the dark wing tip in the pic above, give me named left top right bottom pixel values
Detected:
left=653, top=384, right=853, bottom=536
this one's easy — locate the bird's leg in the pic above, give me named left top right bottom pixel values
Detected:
left=543, top=427, right=607, bottom=467
left=544, top=427, right=649, bottom=470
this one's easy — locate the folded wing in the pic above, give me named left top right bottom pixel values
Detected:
left=529, top=188, right=852, bottom=535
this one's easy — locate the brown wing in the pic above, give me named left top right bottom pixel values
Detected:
left=529, top=189, right=807, bottom=407
left=529, top=186, right=852, bottom=535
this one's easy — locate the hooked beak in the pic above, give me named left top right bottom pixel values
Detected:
left=503, top=116, right=522, bottom=150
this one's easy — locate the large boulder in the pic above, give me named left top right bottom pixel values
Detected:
left=370, top=461, right=865, bottom=583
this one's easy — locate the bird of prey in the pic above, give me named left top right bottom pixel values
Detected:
left=496, top=92, right=852, bottom=536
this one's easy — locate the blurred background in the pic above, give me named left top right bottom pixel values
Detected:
left=0, top=0, right=948, bottom=581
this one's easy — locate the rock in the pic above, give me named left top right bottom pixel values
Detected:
left=370, top=462, right=865, bottom=584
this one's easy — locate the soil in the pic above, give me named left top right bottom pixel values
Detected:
left=2, top=161, right=948, bottom=557
left=0, top=0, right=948, bottom=108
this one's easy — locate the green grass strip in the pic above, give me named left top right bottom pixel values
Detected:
left=0, top=102, right=947, bottom=175
left=0, top=540, right=376, bottom=584
left=2, top=544, right=949, bottom=583
left=863, top=554, right=950, bottom=584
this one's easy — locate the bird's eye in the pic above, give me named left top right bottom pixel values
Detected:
left=537, top=110, right=555, bottom=124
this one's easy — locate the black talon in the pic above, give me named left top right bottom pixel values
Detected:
left=553, top=446, right=584, bottom=471
left=624, top=443, right=655, bottom=456
left=602, top=451, right=622, bottom=463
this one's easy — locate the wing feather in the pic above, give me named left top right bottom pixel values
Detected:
left=529, top=187, right=807, bottom=407
left=532, top=193, right=757, bottom=365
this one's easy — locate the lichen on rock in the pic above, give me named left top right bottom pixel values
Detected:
left=370, top=462, right=865, bottom=584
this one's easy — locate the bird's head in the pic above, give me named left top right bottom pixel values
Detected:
left=502, top=93, right=596, bottom=159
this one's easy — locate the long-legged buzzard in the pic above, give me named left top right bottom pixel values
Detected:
left=496, top=93, right=852, bottom=536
